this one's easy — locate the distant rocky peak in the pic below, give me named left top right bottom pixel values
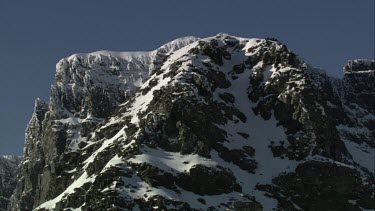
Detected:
left=344, top=59, right=375, bottom=73
left=33, top=98, right=48, bottom=120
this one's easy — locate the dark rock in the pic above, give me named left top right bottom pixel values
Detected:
left=237, top=132, right=249, bottom=139
left=177, top=164, right=242, bottom=195
left=219, top=92, right=235, bottom=104
left=232, top=201, right=263, bottom=211
left=258, top=161, right=375, bottom=210
left=218, top=146, right=257, bottom=173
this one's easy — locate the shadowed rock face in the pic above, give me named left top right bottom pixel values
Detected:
left=344, top=59, right=375, bottom=113
left=0, top=156, right=21, bottom=211
left=11, top=34, right=375, bottom=211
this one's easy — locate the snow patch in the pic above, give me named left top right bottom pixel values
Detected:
left=128, top=146, right=217, bottom=174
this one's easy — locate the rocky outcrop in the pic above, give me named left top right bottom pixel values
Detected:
left=0, top=156, right=21, bottom=211
left=12, top=34, right=375, bottom=210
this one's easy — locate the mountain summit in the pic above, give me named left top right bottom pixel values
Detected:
left=11, top=34, right=375, bottom=210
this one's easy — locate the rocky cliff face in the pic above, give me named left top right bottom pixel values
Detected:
left=0, top=156, right=21, bottom=211
left=12, top=34, right=375, bottom=211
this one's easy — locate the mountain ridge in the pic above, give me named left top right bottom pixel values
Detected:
left=10, top=33, right=375, bottom=210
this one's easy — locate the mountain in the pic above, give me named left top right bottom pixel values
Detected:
left=11, top=33, right=375, bottom=211
left=0, top=156, right=21, bottom=211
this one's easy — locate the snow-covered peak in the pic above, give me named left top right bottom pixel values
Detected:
left=51, top=36, right=199, bottom=119
left=155, top=36, right=199, bottom=55
left=70, top=51, right=152, bottom=62
left=59, top=36, right=199, bottom=65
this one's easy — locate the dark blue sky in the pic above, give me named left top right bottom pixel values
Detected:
left=0, top=1, right=374, bottom=155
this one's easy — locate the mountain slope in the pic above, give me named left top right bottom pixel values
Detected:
left=0, top=156, right=21, bottom=211
left=12, top=34, right=375, bottom=211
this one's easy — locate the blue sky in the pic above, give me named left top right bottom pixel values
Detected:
left=0, top=0, right=374, bottom=155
